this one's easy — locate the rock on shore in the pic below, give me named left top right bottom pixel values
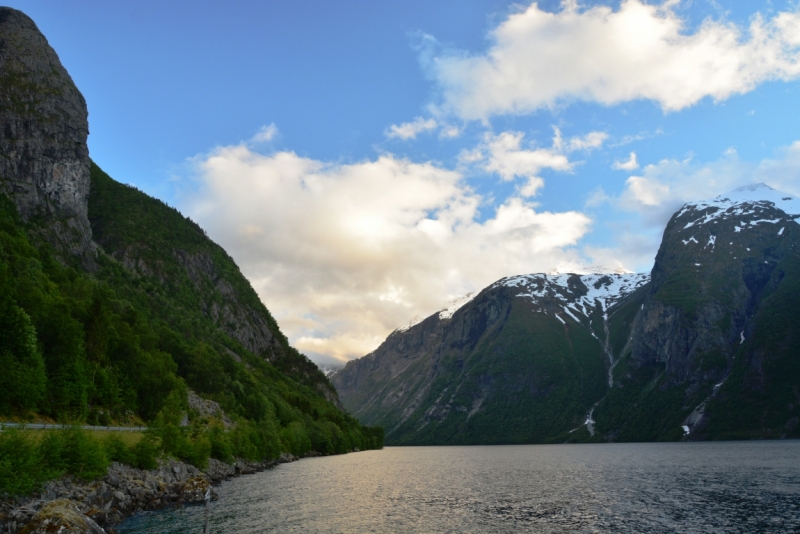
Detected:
left=0, top=454, right=299, bottom=533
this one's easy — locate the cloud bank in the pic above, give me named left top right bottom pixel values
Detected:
left=425, top=0, right=800, bottom=120
left=185, top=145, right=591, bottom=365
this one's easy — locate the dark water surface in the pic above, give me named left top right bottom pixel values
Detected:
left=117, top=441, right=800, bottom=533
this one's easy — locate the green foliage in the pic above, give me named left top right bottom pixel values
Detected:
left=208, top=424, right=233, bottom=463
left=653, top=267, right=701, bottom=321
left=0, top=429, right=52, bottom=496
left=0, top=299, right=46, bottom=414
left=54, top=427, right=110, bottom=480
left=381, top=301, right=608, bottom=445
left=0, top=159, right=384, bottom=495
left=280, top=421, right=312, bottom=456
left=103, top=434, right=135, bottom=465
left=130, top=434, right=160, bottom=470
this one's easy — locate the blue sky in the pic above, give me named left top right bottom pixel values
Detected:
left=11, top=0, right=800, bottom=366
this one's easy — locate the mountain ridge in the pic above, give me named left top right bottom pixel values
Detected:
left=333, top=182, right=800, bottom=444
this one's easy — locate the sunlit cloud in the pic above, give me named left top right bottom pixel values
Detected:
left=463, top=127, right=607, bottom=197
left=422, top=0, right=800, bottom=120
left=184, top=143, right=592, bottom=364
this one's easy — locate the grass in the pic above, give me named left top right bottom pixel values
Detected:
left=14, top=429, right=145, bottom=446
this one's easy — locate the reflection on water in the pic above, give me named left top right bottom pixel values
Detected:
left=118, top=441, right=800, bottom=533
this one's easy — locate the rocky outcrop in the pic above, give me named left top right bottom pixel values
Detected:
left=172, top=248, right=277, bottom=356
left=19, top=500, right=105, bottom=534
left=0, top=7, right=94, bottom=265
left=0, top=454, right=300, bottom=533
left=187, top=390, right=234, bottom=428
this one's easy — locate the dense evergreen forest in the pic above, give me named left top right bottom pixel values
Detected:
left=0, top=163, right=382, bottom=495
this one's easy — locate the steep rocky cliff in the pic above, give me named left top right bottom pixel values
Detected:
left=332, top=272, right=649, bottom=444
left=0, top=8, right=94, bottom=266
left=595, top=183, right=800, bottom=440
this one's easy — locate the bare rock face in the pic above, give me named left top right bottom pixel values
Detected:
left=628, top=185, right=798, bottom=384
left=187, top=389, right=235, bottom=428
left=0, top=7, right=94, bottom=264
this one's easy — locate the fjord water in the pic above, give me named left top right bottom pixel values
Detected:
left=118, top=441, right=800, bottom=533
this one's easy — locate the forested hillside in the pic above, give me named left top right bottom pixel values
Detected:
left=0, top=6, right=381, bottom=493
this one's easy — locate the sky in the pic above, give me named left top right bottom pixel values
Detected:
left=10, top=0, right=800, bottom=368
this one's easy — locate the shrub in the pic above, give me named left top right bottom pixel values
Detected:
left=0, top=429, right=50, bottom=495
left=209, top=425, right=233, bottom=463
left=42, top=427, right=109, bottom=481
left=103, top=434, right=134, bottom=464
left=131, top=434, right=160, bottom=470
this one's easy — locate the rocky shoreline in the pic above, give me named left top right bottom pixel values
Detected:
left=0, top=453, right=300, bottom=533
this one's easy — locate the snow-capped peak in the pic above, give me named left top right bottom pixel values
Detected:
left=495, top=272, right=650, bottom=318
left=723, top=183, right=800, bottom=210
left=548, top=264, right=633, bottom=276
left=678, top=183, right=800, bottom=231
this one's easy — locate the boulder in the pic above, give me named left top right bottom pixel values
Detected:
left=19, top=499, right=105, bottom=534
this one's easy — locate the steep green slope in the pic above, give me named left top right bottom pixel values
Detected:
left=593, top=185, right=800, bottom=441
left=389, top=301, right=607, bottom=445
left=88, top=162, right=333, bottom=404
left=0, top=6, right=381, bottom=498
left=1, top=182, right=382, bottom=454
left=332, top=273, right=648, bottom=445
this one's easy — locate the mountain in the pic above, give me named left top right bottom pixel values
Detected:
left=333, top=184, right=800, bottom=444
left=331, top=271, right=649, bottom=444
left=596, top=183, right=800, bottom=441
left=0, top=6, right=381, bottom=463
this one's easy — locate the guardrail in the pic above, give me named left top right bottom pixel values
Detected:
left=0, top=423, right=147, bottom=432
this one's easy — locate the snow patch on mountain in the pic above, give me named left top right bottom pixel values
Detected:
left=494, top=272, right=650, bottom=319
left=680, top=183, right=800, bottom=231
left=396, top=291, right=478, bottom=333
left=439, top=292, right=477, bottom=320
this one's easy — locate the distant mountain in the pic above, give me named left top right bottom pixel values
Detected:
left=331, top=271, right=649, bottom=444
left=333, top=184, right=800, bottom=444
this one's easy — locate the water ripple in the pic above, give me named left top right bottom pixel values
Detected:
left=118, top=441, right=800, bottom=533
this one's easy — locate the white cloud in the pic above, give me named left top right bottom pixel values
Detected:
left=463, top=127, right=606, bottom=197
left=425, top=1, right=800, bottom=120
left=559, top=129, right=609, bottom=152
left=439, top=124, right=462, bottom=139
left=618, top=151, right=751, bottom=226
left=614, top=142, right=800, bottom=229
left=478, top=131, right=571, bottom=179
left=251, top=123, right=279, bottom=143
left=582, top=141, right=800, bottom=274
left=386, top=117, right=438, bottom=140
left=184, top=145, right=591, bottom=364
left=612, top=151, right=639, bottom=170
